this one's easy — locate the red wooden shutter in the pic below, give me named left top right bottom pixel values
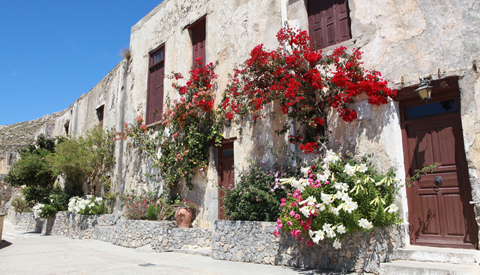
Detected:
left=146, top=46, right=165, bottom=125
left=190, top=18, right=206, bottom=64
left=308, top=0, right=351, bottom=49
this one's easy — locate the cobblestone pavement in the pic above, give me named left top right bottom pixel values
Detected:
left=0, top=220, right=360, bottom=275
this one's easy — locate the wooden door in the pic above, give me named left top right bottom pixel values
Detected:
left=218, top=140, right=235, bottom=220
left=191, top=18, right=206, bottom=64
left=401, top=89, right=478, bottom=249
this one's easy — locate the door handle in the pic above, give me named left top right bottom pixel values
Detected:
left=434, top=176, right=443, bottom=186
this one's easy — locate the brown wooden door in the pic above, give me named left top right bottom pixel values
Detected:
left=218, top=140, right=235, bottom=220
left=401, top=92, right=477, bottom=249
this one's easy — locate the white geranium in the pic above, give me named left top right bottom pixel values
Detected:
left=343, top=201, right=358, bottom=213
left=310, top=230, right=325, bottom=244
left=326, top=229, right=336, bottom=238
left=322, top=223, right=332, bottom=232
left=316, top=173, right=328, bottom=182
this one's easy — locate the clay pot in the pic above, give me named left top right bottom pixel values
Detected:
left=175, top=207, right=192, bottom=228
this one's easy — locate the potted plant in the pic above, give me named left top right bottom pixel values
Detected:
left=174, top=197, right=199, bottom=228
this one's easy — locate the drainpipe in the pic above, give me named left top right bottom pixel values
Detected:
left=280, top=0, right=297, bottom=167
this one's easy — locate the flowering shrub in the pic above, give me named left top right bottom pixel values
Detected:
left=121, top=190, right=198, bottom=220
left=120, top=190, right=156, bottom=220
left=223, top=161, right=296, bottom=222
left=68, top=195, right=107, bottom=215
left=116, top=59, right=222, bottom=189
left=220, top=26, right=396, bottom=152
left=33, top=203, right=56, bottom=218
left=275, top=150, right=400, bottom=249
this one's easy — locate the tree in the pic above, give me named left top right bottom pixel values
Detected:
left=49, top=125, right=115, bottom=196
left=5, top=134, right=58, bottom=205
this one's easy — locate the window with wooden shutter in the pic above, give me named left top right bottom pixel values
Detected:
left=308, top=0, right=352, bottom=49
left=186, top=16, right=206, bottom=65
left=96, top=105, right=104, bottom=129
left=146, top=45, right=165, bottom=125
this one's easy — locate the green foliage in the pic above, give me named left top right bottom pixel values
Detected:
left=406, top=162, right=440, bottom=187
left=33, top=203, right=57, bottom=218
left=146, top=204, right=162, bottom=220
left=47, top=185, right=69, bottom=212
left=11, top=197, right=32, bottom=213
left=223, top=161, right=297, bottom=222
left=50, top=125, right=115, bottom=195
left=6, top=134, right=58, bottom=205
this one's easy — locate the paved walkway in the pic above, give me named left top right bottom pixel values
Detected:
left=0, top=220, right=352, bottom=275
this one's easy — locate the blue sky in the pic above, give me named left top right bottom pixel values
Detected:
left=0, top=1, right=162, bottom=126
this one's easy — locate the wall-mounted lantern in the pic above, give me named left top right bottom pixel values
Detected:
left=414, top=78, right=433, bottom=103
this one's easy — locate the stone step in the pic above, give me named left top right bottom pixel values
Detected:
left=397, top=245, right=480, bottom=265
left=172, top=247, right=212, bottom=257
left=380, top=260, right=480, bottom=275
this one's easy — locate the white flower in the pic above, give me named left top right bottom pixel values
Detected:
left=337, top=224, right=346, bottom=234
left=318, top=203, right=326, bottom=211
left=300, top=196, right=317, bottom=206
left=311, top=230, right=325, bottom=244
left=358, top=218, right=373, bottom=229
left=331, top=206, right=339, bottom=216
left=333, top=239, right=342, bottom=249
left=387, top=204, right=398, bottom=213
left=339, top=192, right=350, bottom=202
left=323, top=223, right=332, bottom=232
left=341, top=183, right=349, bottom=192
left=321, top=192, right=334, bottom=204
left=343, top=201, right=358, bottom=213
left=358, top=163, right=368, bottom=173
left=316, top=173, right=328, bottom=182
left=323, top=169, right=331, bottom=178
left=326, top=229, right=336, bottom=238
left=324, top=150, right=339, bottom=164
left=95, top=197, right=103, bottom=203
left=344, top=164, right=356, bottom=176
left=300, top=167, right=310, bottom=178
left=300, top=206, right=313, bottom=217
left=333, top=182, right=343, bottom=190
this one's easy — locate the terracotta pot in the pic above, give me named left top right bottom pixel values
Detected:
left=175, top=207, right=192, bottom=228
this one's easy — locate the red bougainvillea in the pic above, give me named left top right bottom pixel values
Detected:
left=220, top=26, right=396, bottom=153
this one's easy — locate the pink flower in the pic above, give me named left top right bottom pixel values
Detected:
left=273, top=229, right=280, bottom=237
left=280, top=202, right=286, bottom=207
left=306, top=240, right=313, bottom=247
left=287, top=221, right=293, bottom=226
left=278, top=223, right=283, bottom=229
left=294, top=214, right=301, bottom=220
left=289, top=211, right=295, bottom=216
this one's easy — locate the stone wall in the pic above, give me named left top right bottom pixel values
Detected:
left=213, top=220, right=406, bottom=274
left=10, top=211, right=212, bottom=252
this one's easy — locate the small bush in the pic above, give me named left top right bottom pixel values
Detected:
left=223, top=162, right=297, bottom=222
left=121, top=190, right=156, bottom=220
left=146, top=204, right=161, bottom=221
left=11, top=197, right=32, bottom=213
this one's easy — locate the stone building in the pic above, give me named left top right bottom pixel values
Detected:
left=36, top=0, right=480, bottom=251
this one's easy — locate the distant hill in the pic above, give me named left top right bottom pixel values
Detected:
left=0, top=112, right=62, bottom=152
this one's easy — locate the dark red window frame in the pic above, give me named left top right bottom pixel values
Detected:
left=308, top=0, right=352, bottom=49
left=146, top=44, right=165, bottom=125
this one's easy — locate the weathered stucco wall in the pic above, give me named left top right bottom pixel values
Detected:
left=34, top=0, right=480, bottom=235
